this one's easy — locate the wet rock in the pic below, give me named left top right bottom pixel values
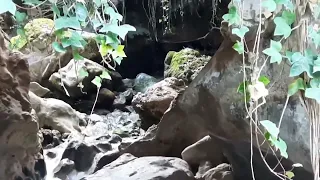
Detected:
left=132, top=77, right=186, bottom=121
left=29, top=91, right=84, bottom=133
left=164, top=48, right=211, bottom=83
left=0, top=31, right=41, bottom=179
left=54, top=159, right=75, bottom=180
left=133, top=73, right=159, bottom=93
left=40, top=129, right=62, bottom=149
left=82, top=153, right=194, bottom=180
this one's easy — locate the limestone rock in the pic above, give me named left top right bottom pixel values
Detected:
left=132, top=77, right=186, bottom=120
left=164, top=48, right=211, bottom=83
left=29, top=91, right=83, bottom=133
left=0, top=31, right=42, bottom=180
left=82, top=153, right=194, bottom=180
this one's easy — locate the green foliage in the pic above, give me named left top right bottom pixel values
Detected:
left=262, top=40, right=283, bottom=64
left=261, top=120, right=288, bottom=158
left=1, top=0, right=135, bottom=90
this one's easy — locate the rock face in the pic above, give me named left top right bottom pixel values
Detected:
left=29, top=91, right=84, bottom=133
left=133, top=73, right=159, bottom=93
left=132, top=77, right=186, bottom=121
left=0, top=32, right=42, bottom=179
left=82, top=153, right=194, bottom=180
left=164, top=48, right=211, bottom=83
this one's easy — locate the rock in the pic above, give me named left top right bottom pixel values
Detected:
left=54, top=158, right=75, bottom=180
left=113, top=88, right=135, bottom=109
left=164, top=48, right=211, bottom=83
left=82, top=153, right=194, bottom=180
left=95, top=88, right=116, bottom=108
left=133, top=73, right=159, bottom=93
left=0, top=31, right=42, bottom=179
left=132, top=77, right=186, bottom=121
left=29, top=82, right=50, bottom=97
left=122, top=78, right=135, bottom=88
left=195, top=161, right=214, bottom=179
left=123, top=36, right=315, bottom=177
left=29, top=91, right=83, bottom=133
left=40, top=129, right=62, bottom=149
left=202, top=163, right=233, bottom=180
left=83, top=110, right=142, bottom=138
left=27, top=50, right=73, bottom=83
left=49, top=58, right=123, bottom=98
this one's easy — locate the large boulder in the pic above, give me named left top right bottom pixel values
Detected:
left=29, top=91, right=84, bottom=134
left=132, top=77, right=186, bottom=121
left=82, top=153, right=194, bottom=180
left=0, top=32, right=42, bottom=179
left=164, top=48, right=211, bottom=83
left=123, top=26, right=314, bottom=178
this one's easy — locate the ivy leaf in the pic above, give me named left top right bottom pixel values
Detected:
left=104, top=6, right=123, bottom=22
left=52, top=42, right=67, bottom=53
left=222, top=6, right=240, bottom=26
left=100, top=24, right=136, bottom=40
left=232, top=26, right=249, bottom=39
left=99, top=44, right=113, bottom=57
left=261, top=120, right=279, bottom=138
left=310, top=78, right=320, bottom=88
left=92, top=19, right=102, bottom=30
left=262, top=40, right=282, bottom=64
left=274, top=17, right=292, bottom=38
left=262, top=0, right=277, bottom=12
left=233, top=41, right=244, bottom=54
left=305, top=88, right=320, bottom=103
left=55, top=17, right=81, bottom=30
left=61, top=31, right=86, bottom=48
left=285, top=171, right=295, bottom=179
left=75, top=3, right=88, bottom=22
left=276, top=138, right=288, bottom=158
left=309, top=27, right=320, bottom=48
left=237, top=81, right=250, bottom=94
left=288, top=78, right=305, bottom=96
left=23, top=0, right=42, bottom=5
left=73, top=50, right=84, bottom=60
left=258, top=76, right=270, bottom=86
left=314, top=57, right=320, bottom=73
left=281, top=10, right=296, bottom=25
left=79, top=68, right=89, bottom=78
left=92, top=76, right=102, bottom=88
left=290, top=53, right=313, bottom=78
left=15, top=11, right=27, bottom=23
left=0, top=0, right=16, bottom=15
left=100, top=71, right=112, bottom=80
left=111, top=45, right=127, bottom=58
left=114, top=57, right=123, bottom=65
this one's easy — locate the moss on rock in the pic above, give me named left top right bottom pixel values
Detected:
left=9, top=35, right=27, bottom=50
left=164, top=48, right=210, bottom=83
left=24, top=18, right=55, bottom=50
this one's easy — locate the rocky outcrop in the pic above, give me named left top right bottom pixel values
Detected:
left=82, top=153, right=194, bottom=180
left=164, top=48, right=211, bottom=83
left=29, top=91, right=84, bottom=133
left=0, top=31, right=42, bottom=179
left=132, top=77, right=186, bottom=121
